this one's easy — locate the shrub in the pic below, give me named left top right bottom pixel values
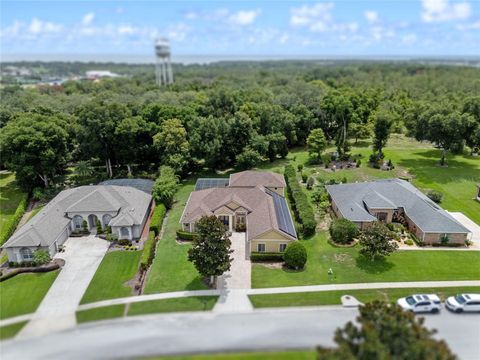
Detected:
left=301, top=172, right=308, bottom=183
left=356, top=159, right=361, bottom=167
left=284, top=242, right=307, bottom=270
left=118, top=239, right=131, bottom=246
left=140, top=231, right=157, bottom=271
left=427, top=190, right=443, bottom=204
left=106, top=233, right=118, bottom=242
left=297, top=164, right=303, bottom=172
left=95, top=219, right=103, bottom=234
left=33, top=249, right=51, bottom=265
left=440, top=233, right=449, bottom=245
left=82, top=220, right=89, bottom=234
left=176, top=230, right=197, bottom=241
left=329, top=219, right=359, bottom=244
left=250, top=252, right=284, bottom=262
left=411, top=234, right=424, bottom=247
left=306, top=176, right=315, bottom=190
left=405, top=239, right=414, bottom=246
left=465, top=239, right=473, bottom=247
left=0, top=194, right=28, bottom=246
left=341, top=176, right=347, bottom=184
left=149, top=204, right=166, bottom=236
left=284, top=165, right=317, bottom=237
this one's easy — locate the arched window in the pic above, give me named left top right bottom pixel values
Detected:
left=20, top=247, right=33, bottom=261
left=73, top=215, right=83, bottom=229
left=102, top=214, right=112, bottom=227
left=120, top=227, right=130, bottom=239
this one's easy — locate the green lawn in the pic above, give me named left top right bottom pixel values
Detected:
left=252, top=232, right=480, bottom=288
left=0, top=271, right=59, bottom=319
left=250, top=286, right=480, bottom=308
left=151, top=351, right=315, bottom=360
left=76, top=305, right=126, bottom=324
left=80, top=250, right=141, bottom=304
left=143, top=182, right=208, bottom=293
left=128, top=296, right=218, bottom=316
left=0, top=172, right=26, bottom=231
left=291, top=135, right=480, bottom=224
left=0, top=321, right=27, bottom=340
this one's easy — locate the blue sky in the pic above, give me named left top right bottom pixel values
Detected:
left=1, top=0, right=479, bottom=60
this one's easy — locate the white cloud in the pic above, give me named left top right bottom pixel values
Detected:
left=28, top=18, right=62, bottom=34
left=364, top=10, right=378, bottom=23
left=421, top=0, right=471, bottom=23
left=82, top=12, right=95, bottom=26
left=290, top=2, right=357, bottom=33
left=184, top=11, right=198, bottom=20
left=228, top=9, right=261, bottom=25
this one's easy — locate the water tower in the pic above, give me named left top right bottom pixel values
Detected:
left=154, top=38, right=173, bottom=86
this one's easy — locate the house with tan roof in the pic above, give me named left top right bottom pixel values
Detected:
left=3, top=183, right=153, bottom=263
left=180, top=171, right=297, bottom=254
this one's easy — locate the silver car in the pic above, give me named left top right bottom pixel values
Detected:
left=397, top=294, right=442, bottom=313
left=445, top=294, right=480, bottom=313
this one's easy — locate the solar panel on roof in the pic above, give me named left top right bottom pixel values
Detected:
left=265, top=189, right=297, bottom=238
left=194, top=178, right=229, bottom=191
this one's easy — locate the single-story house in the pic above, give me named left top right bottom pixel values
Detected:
left=180, top=171, right=297, bottom=254
left=3, top=184, right=152, bottom=263
left=326, top=179, right=471, bottom=244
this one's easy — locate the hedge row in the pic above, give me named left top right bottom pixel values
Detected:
left=0, top=262, right=60, bottom=282
left=176, top=230, right=197, bottom=241
left=149, top=203, right=166, bottom=236
left=0, top=194, right=28, bottom=246
left=284, top=165, right=316, bottom=237
left=140, top=231, right=158, bottom=271
left=250, top=252, right=284, bottom=262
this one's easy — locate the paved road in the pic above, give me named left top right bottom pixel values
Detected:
left=18, top=236, right=109, bottom=338
left=2, top=307, right=478, bottom=360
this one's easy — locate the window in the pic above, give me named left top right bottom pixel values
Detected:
left=218, top=216, right=229, bottom=226
left=120, top=227, right=130, bottom=238
left=183, top=223, right=190, bottom=231
left=257, top=243, right=266, bottom=252
left=73, top=215, right=83, bottom=229
left=102, top=214, right=112, bottom=227
left=279, top=243, right=287, bottom=252
left=20, top=247, right=33, bottom=261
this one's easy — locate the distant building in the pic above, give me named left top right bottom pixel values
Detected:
left=85, top=70, right=120, bottom=80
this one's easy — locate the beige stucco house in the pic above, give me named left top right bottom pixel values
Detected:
left=326, top=179, right=471, bottom=245
left=180, top=171, right=297, bottom=254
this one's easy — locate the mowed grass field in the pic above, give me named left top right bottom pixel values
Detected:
left=0, top=271, right=59, bottom=319
left=252, top=232, right=480, bottom=288
left=0, top=172, right=26, bottom=230
left=143, top=181, right=208, bottom=294
left=80, top=250, right=141, bottom=304
left=249, top=286, right=480, bottom=308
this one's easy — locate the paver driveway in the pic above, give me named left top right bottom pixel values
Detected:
left=18, top=235, right=109, bottom=338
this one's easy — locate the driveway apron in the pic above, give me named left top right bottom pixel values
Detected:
left=18, top=236, right=109, bottom=338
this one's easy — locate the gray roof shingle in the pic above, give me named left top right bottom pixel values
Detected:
left=326, top=179, right=470, bottom=234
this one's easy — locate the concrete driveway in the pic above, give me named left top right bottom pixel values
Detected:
left=18, top=236, right=109, bottom=338
left=448, top=212, right=480, bottom=247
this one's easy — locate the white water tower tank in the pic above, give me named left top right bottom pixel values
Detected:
left=154, top=38, right=173, bottom=86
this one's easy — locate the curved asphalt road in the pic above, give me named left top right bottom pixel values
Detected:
left=1, top=307, right=479, bottom=360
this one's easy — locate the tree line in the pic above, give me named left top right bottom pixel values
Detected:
left=1, top=61, right=479, bottom=191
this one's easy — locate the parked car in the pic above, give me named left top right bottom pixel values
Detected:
left=445, top=294, right=480, bottom=313
left=397, top=294, right=442, bottom=313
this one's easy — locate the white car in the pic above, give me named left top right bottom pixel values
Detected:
left=397, top=294, right=442, bottom=313
left=445, top=294, right=480, bottom=313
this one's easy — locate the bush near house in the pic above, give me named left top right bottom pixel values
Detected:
left=284, top=165, right=316, bottom=237
left=0, top=194, right=28, bottom=246
left=284, top=241, right=307, bottom=270
left=140, top=231, right=157, bottom=271
left=329, top=219, right=359, bottom=245
left=176, top=230, right=197, bottom=241
left=149, top=203, right=166, bottom=236
left=427, top=190, right=443, bottom=204
left=250, top=252, right=284, bottom=262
